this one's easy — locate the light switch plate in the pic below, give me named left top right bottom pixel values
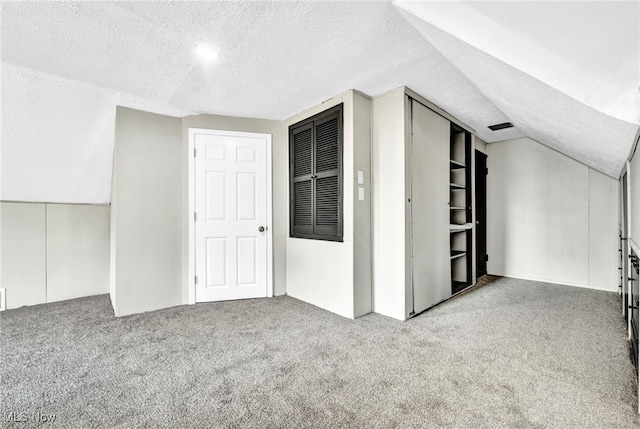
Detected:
left=357, top=171, right=364, bottom=185
left=358, top=187, right=365, bottom=201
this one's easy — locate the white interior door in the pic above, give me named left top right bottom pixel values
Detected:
left=194, top=130, right=270, bottom=302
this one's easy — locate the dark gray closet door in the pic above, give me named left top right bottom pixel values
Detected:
left=411, top=100, right=451, bottom=313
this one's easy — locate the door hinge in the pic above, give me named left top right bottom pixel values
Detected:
left=194, top=148, right=197, bottom=157
left=195, top=275, right=199, bottom=285
left=485, top=167, right=488, bottom=175
left=194, top=212, right=197, bottom=221
left=485, top=254, right=489, bottom=262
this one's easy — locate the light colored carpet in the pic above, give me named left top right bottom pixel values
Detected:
left=1, top=276, right=638, bottom=428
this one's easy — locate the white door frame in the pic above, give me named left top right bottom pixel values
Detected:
left=187, top=128, right=273, bottom=305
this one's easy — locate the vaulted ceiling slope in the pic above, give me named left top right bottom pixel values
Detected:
left=1, top=1, right=638, bottom=203
left=396, top=1, right=640, bottom=178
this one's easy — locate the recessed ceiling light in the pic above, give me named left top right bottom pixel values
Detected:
left=488, top=122, right=514, bottom=131
left=195, top=44, right=219, bottom=61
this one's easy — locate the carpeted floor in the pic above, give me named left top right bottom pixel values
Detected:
left=1, top=276, right=638, bottom=428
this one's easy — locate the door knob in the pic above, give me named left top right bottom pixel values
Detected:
left=258, top=226, right=265, bottom=232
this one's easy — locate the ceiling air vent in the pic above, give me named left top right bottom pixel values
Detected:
left=488, top=122, right=514, bottom=131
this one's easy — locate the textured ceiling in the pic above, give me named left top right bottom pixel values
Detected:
left=395, top=1, right=640, bottom=178
left=1, top=0, right=515, bottom=138
left=1, top=1, right=639, bottom=202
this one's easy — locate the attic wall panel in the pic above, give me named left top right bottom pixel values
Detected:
left=487, top=138, right=592, bottom=287
left=0, top=202, right=46, bottom=309
left=587, top=169, right=619, bottom=291
left=46, top=204, right=110, bottom=303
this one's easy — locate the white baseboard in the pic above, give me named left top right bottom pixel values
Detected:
left=494, top=274, right=617, bottom=293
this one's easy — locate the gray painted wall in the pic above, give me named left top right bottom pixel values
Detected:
left=1, top=202, right=109, bottom=310
left=352, top=92, right=373, bottom=318
left=110, top=108, right=287, bottom=316
left=111, top=107, right=182, bottom=316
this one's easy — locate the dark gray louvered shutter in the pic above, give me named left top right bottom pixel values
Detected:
left=289, top=104, right=343, bottom=241
left=291, top=123, right=313, bottom=236
left=313, top=113, right=341, bottom=238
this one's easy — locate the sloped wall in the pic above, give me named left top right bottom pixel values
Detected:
left=0, top=63, right=186, bottom=204
left=488, top=137, right=618, bottom=291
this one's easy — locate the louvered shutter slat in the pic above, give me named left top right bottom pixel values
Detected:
left=313, top=113, right=340, bottom=237
left=291, top=124, right=314, bottom=236
left=294, top=128, right=312, bottom=176
left=294, top=181, right=312, bottom=226
left=315, top=117, right=339, bottom=173
left=315, top=176, right=338, bottom=226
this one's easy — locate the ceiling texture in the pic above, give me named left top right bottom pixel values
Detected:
left=1, top=0, right=639, bottom=202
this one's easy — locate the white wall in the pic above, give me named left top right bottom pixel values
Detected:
left=111, top=107, right=182, bottom=316
left=181, top=114, right=287, bottom=299
left=0, top=202, right=110, bottom=310
left=371, top=88, right=409, bottom=321
left=285, top=90, right=372, bottom=319
left=488, top=137, right=618, bottom=291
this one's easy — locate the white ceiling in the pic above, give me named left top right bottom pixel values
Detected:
left=1, top=0, right=639, bottom=202
left=395, top=1, right=639, bottom=177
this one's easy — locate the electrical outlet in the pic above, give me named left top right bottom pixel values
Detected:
left=0, top=288, right=5, bottom=311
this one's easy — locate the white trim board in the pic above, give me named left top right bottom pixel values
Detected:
left=187, top=128, right=273, bottom=305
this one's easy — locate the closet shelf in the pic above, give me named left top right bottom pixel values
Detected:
left=450, top=250, right=466, bottom=260
left=450, top=183, right=465, bottom=189
left=450, top=206, right=466, bottom=210
left=450, top=223, right=472, bottom=232
left=450, top=160, right=466, bottom=169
